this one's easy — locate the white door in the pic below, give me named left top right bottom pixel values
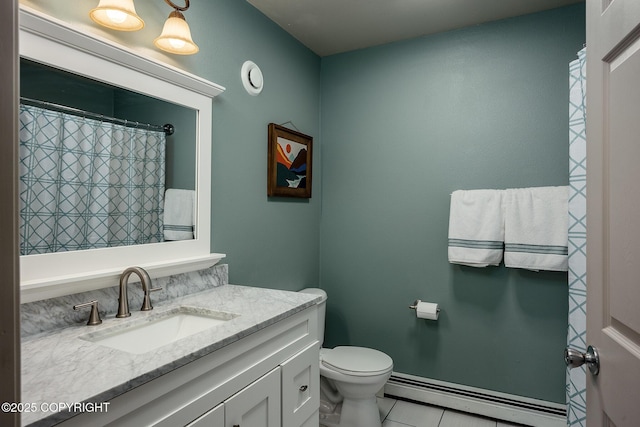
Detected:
left=225, top=368, right=281, bottom=427
left=586, top=0, right=640, bottom=425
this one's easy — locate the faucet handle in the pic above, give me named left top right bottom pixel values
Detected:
left=141, top=286, right=163, bottom=311
left=73, top=300, right=102, bottom=326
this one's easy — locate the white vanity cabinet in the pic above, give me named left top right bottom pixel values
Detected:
left=56, top=306, right=319, bottom=427
left=188, top=338, right=320, bottom=427
left=187, top=403, right=224, bottom=426
left=281, top=343, right=320, bottom=426
left=191, top=367, right=281, bottom=427
left=225, top=367, right=281, bottom=427
left=187, top=341, right=320, bottom=427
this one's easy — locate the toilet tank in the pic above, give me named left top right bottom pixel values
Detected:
left=299, top=288, right=327, bottom=347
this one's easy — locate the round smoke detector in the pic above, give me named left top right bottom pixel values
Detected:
left=241, top=61, right=264, bottom=96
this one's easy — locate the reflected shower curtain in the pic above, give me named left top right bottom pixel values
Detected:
left=19, top=104, right=166, bottom=255
left=567, top=47, right=587, bottom=427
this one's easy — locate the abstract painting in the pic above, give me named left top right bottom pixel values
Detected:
left=267, top=123, right=312, bottom=198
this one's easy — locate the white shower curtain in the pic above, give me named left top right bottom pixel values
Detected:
left=567, top=47, right=587, bottom=427
left=19, top=104, right=166, bottom=255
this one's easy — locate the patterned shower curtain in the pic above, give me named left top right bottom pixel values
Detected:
left=567, top=47, right=587, bottom=427
left=19, top=104, right=166, bottom=255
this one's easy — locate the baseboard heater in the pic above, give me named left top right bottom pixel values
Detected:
left=384, top=372, right=567, bottom=427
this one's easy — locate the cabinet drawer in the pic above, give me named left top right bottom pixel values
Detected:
left=281, top=343, right=319, bottom=427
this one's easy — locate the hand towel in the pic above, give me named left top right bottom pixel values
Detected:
left=504, top=186, right=569, bottom=271
left=448, top=189, right=505, bottom=267
left=163, top=189, right=195, bottom=241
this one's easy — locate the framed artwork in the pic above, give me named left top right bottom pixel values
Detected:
left=267, top=123, right=313, bottom=198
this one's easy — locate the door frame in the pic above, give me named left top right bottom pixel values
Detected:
left=0, top=1, right=21, bottom=426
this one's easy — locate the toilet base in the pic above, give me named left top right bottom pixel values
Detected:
left=318, top=401, right=341, bottom=427
left=319, top=396, right=382, bottom=427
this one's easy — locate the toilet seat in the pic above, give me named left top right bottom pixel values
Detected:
left=320, top=346, right=393, bottom=377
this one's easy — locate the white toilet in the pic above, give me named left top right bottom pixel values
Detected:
left=300, top=288, right=393, bottom=427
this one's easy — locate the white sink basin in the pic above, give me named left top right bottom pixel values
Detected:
left=81, top=306, right=239, bottom=354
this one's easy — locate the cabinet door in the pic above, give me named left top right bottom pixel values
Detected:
left=225, top=367, right=281, bottom=427
left=300, top=411, right=319, bottom=427
left=281, top=343, right=319, bottom=427
left=186, top=403, right=224, bottom=427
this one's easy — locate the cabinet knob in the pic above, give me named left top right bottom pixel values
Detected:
left=299, top=384, right=308, bottom=392
left=233, top=425, right=239, bottom=427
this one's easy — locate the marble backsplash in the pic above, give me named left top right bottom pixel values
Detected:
left=21, top=264, right=228, bottom=337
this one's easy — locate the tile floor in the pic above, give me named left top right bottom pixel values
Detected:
left=378, top=397, right=525, bottom=427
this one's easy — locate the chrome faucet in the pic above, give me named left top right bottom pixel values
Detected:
left=116, top=267, right=162, bottom=318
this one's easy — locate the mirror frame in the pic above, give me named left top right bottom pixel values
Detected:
left=19, top=6, right=226, bottom=303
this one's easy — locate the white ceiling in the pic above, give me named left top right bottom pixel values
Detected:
left=247, top=0, right=583, bottom=56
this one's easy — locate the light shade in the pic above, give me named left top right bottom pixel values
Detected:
left=154, top=11, right=199, bottom=55
left=90, top=0, right=144, bottom=31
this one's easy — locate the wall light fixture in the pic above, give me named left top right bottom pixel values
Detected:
left=89, top=0, right=144, bottom=31
left=154, top=0, right=199, bottom=55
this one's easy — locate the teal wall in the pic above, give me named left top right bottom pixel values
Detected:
left=319, top=5, right=584, bottom=403
left=189, top=1, right=322, bottom=290
left=20, top=0, right=586, bottom=404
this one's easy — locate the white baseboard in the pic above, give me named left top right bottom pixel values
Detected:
left=384, top=372, right=567, bottom=427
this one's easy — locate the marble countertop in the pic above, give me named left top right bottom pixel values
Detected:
left=21, top=284, right=320, bottom=426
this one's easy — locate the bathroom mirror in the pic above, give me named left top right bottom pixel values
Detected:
left=19, top=6, right=226, bottom=302
left=20, top=58, right=197, bottom=255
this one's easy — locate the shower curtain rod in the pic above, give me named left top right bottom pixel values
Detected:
left=20, top=97, right=175, bottom=136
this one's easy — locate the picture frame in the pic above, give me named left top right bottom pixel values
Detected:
left=267, top=123, right=313, bottom=198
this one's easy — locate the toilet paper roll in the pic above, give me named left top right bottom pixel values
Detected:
left=415, top=301, right=439, bottom=320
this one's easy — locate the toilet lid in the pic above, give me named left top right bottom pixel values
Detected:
left=321, top=346, right=393, bottom=376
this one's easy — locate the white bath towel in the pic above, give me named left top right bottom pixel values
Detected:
left=163, top=189, right=195, bottom=241
left=448, top=189, right=505, bottom=267
left=503, top=186, right=569, bottom=271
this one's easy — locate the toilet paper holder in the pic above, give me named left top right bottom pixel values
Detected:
left=409, top=299, right=440, bottom=313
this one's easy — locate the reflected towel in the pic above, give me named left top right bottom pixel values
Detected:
left=448, top=189, right=505, bottom=267
left=163, top=189, right=195, bottom=241
left=504, top=186, right=569, bottom=271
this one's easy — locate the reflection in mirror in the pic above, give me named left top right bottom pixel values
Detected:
left=19, top=5, right=224, bottom=302
left=19, top=59, right=197, bottom=255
